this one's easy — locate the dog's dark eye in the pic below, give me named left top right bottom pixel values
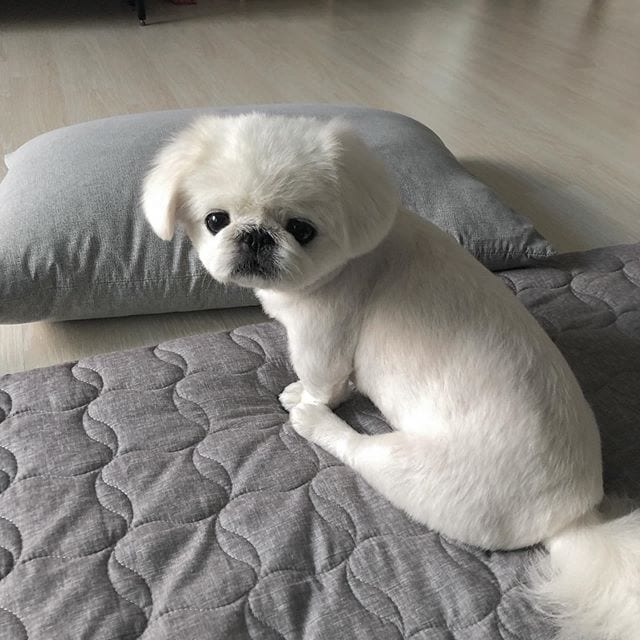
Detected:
left=285, top=218, right=316, bottom=246
left=205, top=210, right=230, bottom=235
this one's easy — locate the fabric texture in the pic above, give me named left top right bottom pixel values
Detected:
left=0, top=104, right=553, bottom=324
left=1, top=243, right=639, bottom=639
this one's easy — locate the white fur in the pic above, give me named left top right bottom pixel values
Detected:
left=528, top=509, right=640, bottom=640
left=142, top=113, right=640, bottom=640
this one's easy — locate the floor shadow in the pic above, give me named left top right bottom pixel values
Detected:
left=0, top=0, right=411, bottom=27
left=1, top=0, right=139, bottom=25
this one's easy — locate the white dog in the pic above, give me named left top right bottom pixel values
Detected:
left=143, top=113, right=640, bottom=640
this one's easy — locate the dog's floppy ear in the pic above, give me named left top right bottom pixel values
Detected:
left=141, top=122, right=208, bottom=241
left=324, top=119, right=400, bottom=256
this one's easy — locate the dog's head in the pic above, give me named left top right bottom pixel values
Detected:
left=142, top=113, right=399, bottom=291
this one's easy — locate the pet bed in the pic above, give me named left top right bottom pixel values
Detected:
left=1, top=243, right=639, bottom=639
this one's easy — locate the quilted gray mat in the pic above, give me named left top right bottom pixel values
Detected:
left=1, top=244, right=639, bottom=639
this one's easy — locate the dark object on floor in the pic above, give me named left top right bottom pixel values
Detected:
left=127, top=0, right=146, bottom=24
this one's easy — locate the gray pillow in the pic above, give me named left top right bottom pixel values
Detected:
left=0, top=104, right=553, bottom=323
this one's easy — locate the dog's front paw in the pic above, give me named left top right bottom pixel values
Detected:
left=280, top=380, right=304, bottom=412
left=290, top=402, right=332, bottom=442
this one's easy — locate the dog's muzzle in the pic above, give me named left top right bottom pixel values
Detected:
left=239, top=228, right=275, bottom=253
left=232, top=227, right=279, bottom=278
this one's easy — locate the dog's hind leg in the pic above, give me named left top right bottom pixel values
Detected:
left=290, top=402, right=440, bottom=521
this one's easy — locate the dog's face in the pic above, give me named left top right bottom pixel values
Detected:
left=142, top=114, right=399, bottom=291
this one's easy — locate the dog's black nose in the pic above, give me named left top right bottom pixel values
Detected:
left=239, top=228, right=275, bottom=253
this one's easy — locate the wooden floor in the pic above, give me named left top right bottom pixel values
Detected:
left=1, top=0, right=639, bottom=373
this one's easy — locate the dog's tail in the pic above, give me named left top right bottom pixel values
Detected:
left=527, top=507, right=640, bottom=640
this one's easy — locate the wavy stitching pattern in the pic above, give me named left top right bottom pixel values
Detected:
left=0, top=514, right=22, bottom=567
left=346, top=563, right=404, bottom=636
left=110, top=549, right=153, bottom=613
left=0, top=604, right=28, bottom=639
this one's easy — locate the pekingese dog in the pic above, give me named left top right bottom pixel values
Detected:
left=142, top=113, right=640, bottom=640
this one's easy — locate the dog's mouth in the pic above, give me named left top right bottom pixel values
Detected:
left=228, top=228, right=282, bottom=282
left=231, top=258, right=279, bottom=279
left=230, top=248, right=281, bottom=283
